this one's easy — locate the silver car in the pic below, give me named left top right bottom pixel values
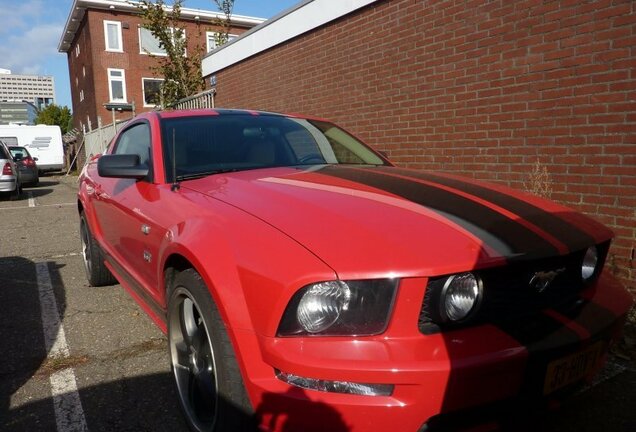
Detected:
left=0, top=140, right=21, bottom=199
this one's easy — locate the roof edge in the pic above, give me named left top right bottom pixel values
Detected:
left=201, top=0, right=380, bottom=77
left=58, top=0, right=265, bottom=53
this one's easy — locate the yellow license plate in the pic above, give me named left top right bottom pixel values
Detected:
left=543, top=342, right=604, bottom=395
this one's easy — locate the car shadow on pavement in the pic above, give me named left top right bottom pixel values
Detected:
left=0, top=257, right=65, bottom=430
left=29, top=180, right=59, bottom=188
left=25, top=188, right=54, bottom=199
left=3, top=370, right=352, bottom=432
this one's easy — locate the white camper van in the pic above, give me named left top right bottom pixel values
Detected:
left=0, top=125, right=64, bottom=172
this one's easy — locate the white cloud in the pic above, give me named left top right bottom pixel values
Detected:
left=0, top=0, right=47, bottom=35
left=0, top=24, right=63, bottom=74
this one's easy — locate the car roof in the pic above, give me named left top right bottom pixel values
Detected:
left=141, top=108, right=330, bottom=123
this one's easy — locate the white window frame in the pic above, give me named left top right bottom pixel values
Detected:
left=141, top=77, right=164, bottom=107
left=104, top=20, right=123, bottom=52
left=206, top=31, right=238, bottom=52
left=107, top=68, right=127, bottom=103
left=139, top=27, right=186, bottom=56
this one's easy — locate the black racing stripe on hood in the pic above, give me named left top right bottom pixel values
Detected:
left=319, top=166, right=559, bottom=260
left=378, top=167, right=596, bottom=253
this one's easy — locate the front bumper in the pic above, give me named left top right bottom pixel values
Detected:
left=246, top=273, right=632, bottom=432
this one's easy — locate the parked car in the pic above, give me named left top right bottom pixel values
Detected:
left=0, top=124, right=64, bottom=172
left=9, top=145, right=39, bottom=186
left=0, top=140, right=20, bottom=200
left=78, top=109, right=633, bottom=432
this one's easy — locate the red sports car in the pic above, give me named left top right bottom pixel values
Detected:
left=78, top=109, right=633, bottom=432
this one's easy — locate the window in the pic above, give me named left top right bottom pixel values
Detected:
left=107, top=68, right=127, bottom=102
left=206, top=31, right=238, bottom=52
left=75, top=43, right=81, bottom=57
left=139, top=27, right=187, bottom=56
left=115, top=123, right=151, bottom=166
left=140, top=27, right=186, bottom=56
left=142, top=78, right=163, bottom=107
left=82, top=66, right=86, bottom=77
left=139, top=27, right=165, bottom=56
left=104, top=20, right=123, bottom=52
left=79, top=90, right=84, bottom=102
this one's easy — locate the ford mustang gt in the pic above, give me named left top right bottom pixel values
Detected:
left=78, top=109, right=633, bottom=432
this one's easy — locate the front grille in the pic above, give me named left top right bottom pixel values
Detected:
left=418, top=242, right=609, bottom=335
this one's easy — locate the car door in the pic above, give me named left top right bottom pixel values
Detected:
left=93, top=121, right=166, bottom=304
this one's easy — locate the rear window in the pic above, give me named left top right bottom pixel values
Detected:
left=0, top=144, right=11, bottom=160
left=9, top=146, right=30, bottom=159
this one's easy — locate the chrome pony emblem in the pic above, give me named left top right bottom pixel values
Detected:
left=529, top=268, right=566, bottom=292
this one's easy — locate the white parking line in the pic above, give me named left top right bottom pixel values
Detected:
left=0, top=202, right=75, bottom=210
left=36, top=262, right=88, bottom=432
left=28, top=192, right=36, bottom=207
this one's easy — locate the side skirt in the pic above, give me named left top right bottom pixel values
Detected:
left=104, top=256, right=168, bottom=333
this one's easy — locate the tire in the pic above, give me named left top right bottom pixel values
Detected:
left=79, top=212, right=117, bottom=286
left=167, top=269, right=254, bottom=432
left=9, top=182, right=20, bottom=201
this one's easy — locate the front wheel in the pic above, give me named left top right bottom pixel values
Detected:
left=167, top=269, right=254, bottom=432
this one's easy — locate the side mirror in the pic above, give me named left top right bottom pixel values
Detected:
left=33, top=157, right=38, bottom=161
left=98, top=154, right=149, bottom=179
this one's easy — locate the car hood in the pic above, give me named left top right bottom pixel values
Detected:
left=182, top=165, right=611, bottom=278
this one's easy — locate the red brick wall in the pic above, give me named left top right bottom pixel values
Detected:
left=210, top=0, right=635, bottom=291
left=68, top=8, right=250, bottom=131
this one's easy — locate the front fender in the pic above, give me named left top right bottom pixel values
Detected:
left=157, top=206, right=336, bottom=336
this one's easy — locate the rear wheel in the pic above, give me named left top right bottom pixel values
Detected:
left=9, top=182, right=21, bottom=201
left=79, top=212, right=117, bottom=286
left=167, top=269, right=254, bottom=432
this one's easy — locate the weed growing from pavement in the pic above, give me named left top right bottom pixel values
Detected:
left=37, top=354, right=90, bottom=377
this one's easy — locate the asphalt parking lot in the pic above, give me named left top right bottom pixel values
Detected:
left=0, top=175, right=635, bottom=432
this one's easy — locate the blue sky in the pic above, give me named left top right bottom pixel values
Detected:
left=0, top=0, right=299, bottom=111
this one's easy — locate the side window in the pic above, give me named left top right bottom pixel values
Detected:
left=114, top=123, right=151, bottom=166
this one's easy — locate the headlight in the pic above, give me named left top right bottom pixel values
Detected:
left=581, top=246, right=599, bottom=281
left=296, top=281, right=351, bottom=333
left=440, top=272, right=481, bottom=322
left=277, top=279, right=398, bottom=336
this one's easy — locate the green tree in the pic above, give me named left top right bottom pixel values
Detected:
left=211, top=0, right=235, bottom=46
left=35, top=104, right=73, bottom=134
left=137, top=0, right=205, bottom=107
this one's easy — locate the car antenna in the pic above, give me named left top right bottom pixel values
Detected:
left=171, top=128, right=180, bottom=191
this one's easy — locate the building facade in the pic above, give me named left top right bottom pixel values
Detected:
left=58, top=0, right=263, bottom=133
left=202, top=0, right=636, bottom=292
left=0, top=100, right=38, bottom=125
left=0, top=70, right=55, bottom=110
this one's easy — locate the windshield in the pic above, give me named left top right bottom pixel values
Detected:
left=161, top=114, right=388, bottom=182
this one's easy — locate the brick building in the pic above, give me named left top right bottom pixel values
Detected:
left=58, top=0, right=263, bottom=133
left=202, top=0, right=635, bottom=291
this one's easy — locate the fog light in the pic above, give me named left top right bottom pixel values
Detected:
left=441, top=273, right=481, bottom=322
left=275, top=370, right=393, bottom=396
left=581, top=246, right=599, bottom=281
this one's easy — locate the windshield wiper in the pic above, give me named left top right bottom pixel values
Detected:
left=176, top=168, right=240, bottom=181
